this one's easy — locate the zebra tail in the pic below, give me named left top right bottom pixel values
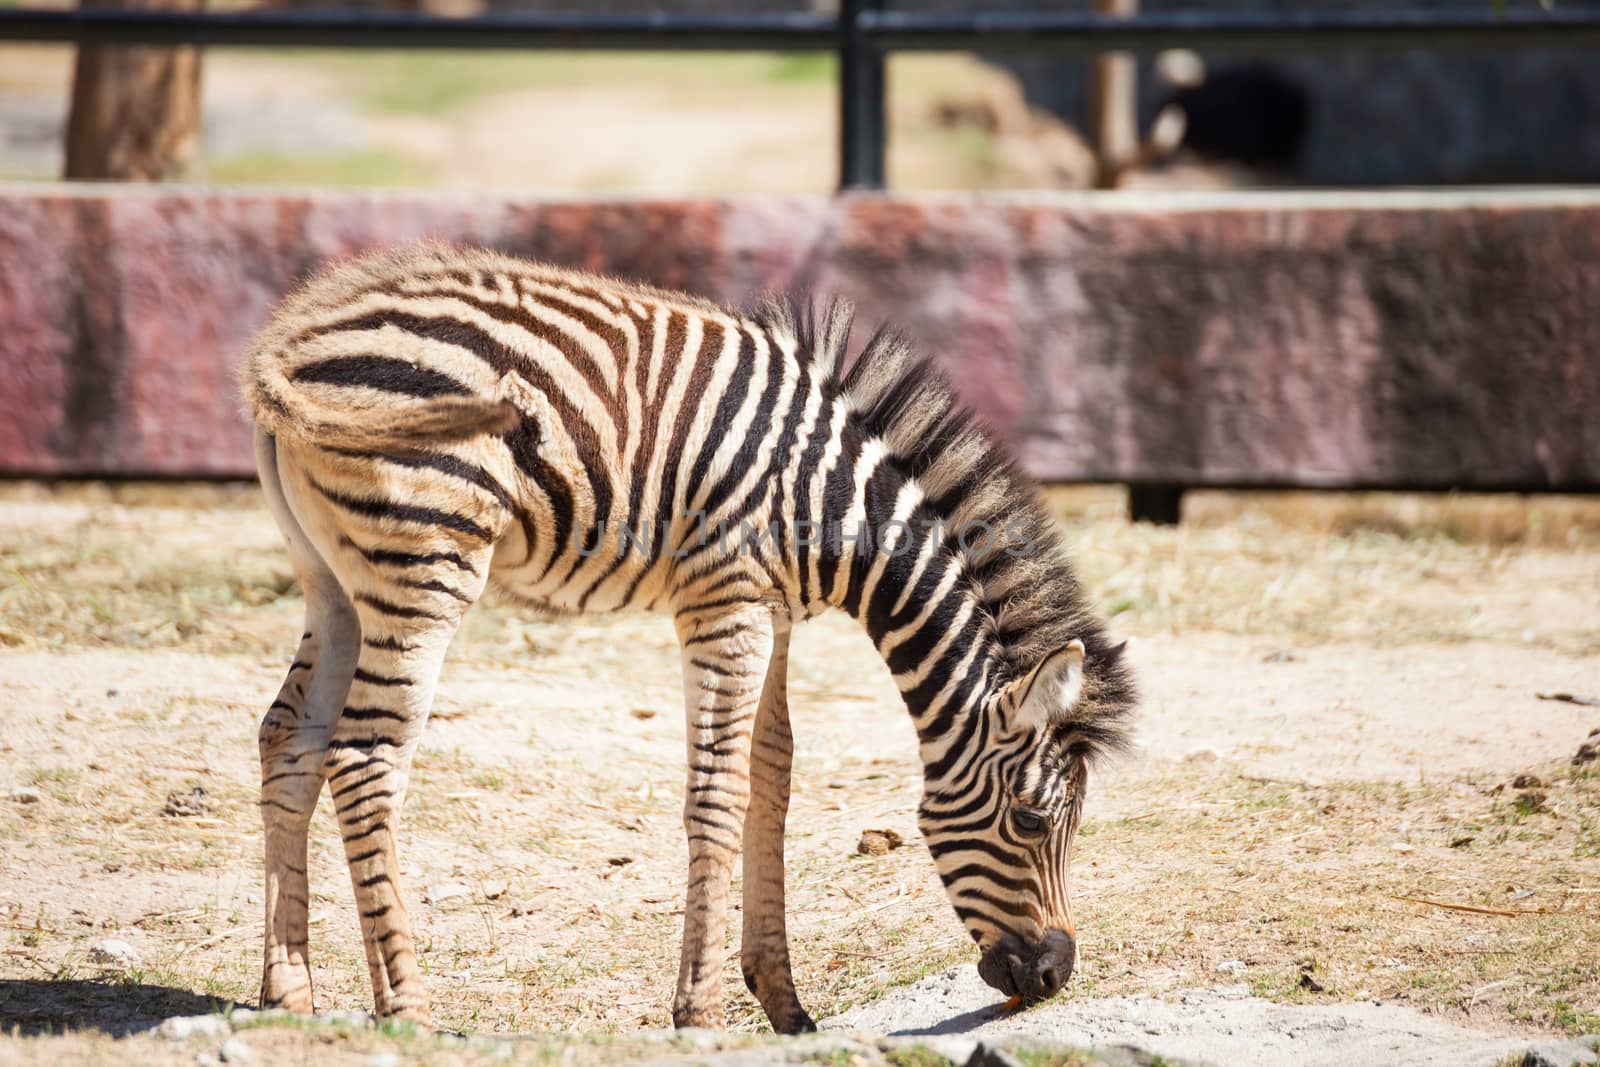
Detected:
left=241, top=356, right=521, bottom=454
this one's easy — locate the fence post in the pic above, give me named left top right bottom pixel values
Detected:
left=839, top=0, right=885, bottom=190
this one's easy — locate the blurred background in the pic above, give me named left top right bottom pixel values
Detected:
left=6, top=0, right=1600, bottom=193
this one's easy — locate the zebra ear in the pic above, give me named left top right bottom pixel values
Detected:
left=1002, top=639, right=1086, bottom=734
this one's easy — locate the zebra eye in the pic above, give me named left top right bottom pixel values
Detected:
left=1010, top=809, right=1048, bottom=837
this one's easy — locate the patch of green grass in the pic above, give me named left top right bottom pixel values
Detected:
left=207, top=149, right=425, bottom=188
left=883, top=1045, right=956, bottom=1067
left=1012, top=1048, right=1097, bottom=1067
left=1550, top=999, right=1600, bottom=1034
left=768, top=53, right=835, bottom=84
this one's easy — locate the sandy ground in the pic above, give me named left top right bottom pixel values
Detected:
left=2, top=486, right=1598, bottom=1064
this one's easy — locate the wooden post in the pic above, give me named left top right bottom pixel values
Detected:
left=64, top=0, right=204, bottom=181
left=1087, top=0, right=1138, bottom=189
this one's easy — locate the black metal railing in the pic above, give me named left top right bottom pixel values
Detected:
left=3, top=4, right=1598, bottom=190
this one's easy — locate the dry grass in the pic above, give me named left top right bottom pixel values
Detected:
left=1072, top=761, right=1600, bottom=1034
left=4, top=482, right=1598, bottom=658
left=2, top=481, right=1598, bottom=1054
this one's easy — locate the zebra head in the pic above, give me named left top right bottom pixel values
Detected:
left=919, top=637, right=1097, bottom=1004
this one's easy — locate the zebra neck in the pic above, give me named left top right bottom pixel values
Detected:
left=820, top=452, right=1002, bottom=762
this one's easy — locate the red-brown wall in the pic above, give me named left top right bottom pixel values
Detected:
left=2, top=185, right=1596, bottom=489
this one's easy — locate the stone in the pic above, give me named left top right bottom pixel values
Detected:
left=219, top=1036, right=254, bottom=1063
left=857, top=829, right=904, bottom=856
left=1215, top=960, right=1246, bottom=976
left=162, top=786, right=212, bottom=818
left=7, top=787, right=41, bottom=804
left=423, top=882, right=471, bottom=905
left=89, top=938, right=140, bottom=969
left=367, top=1053, right=401, bottom=1067
left=155, top=1014, right=230, bottom=1041
left=1521, top=1038, right=1600, bottom=1067
left=966, top=1043, right=1027, bottom=1067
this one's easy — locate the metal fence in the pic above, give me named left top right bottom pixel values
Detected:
left=3, top=4, right=1600, bottom=189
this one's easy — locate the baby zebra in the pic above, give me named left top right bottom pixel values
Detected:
left=241, top=243, right=1134, bottom=1033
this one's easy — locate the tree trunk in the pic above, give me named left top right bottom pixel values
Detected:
left=64, top=0, right=204, bottom=181
left=1087, top=0, right=1138, bottom=189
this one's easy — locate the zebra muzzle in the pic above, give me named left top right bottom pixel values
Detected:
left=977, top=928, right=1077, bottom=1002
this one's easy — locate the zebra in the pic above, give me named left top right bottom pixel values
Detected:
left=240, top=242, right=1134, bottom=1034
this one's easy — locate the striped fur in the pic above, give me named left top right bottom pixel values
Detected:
left=241, top=242, right=1134, bottom=1032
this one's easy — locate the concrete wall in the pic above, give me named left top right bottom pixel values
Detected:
left=1, top=184, right=1596, bottom=490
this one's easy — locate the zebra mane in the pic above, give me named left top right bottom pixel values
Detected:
left=761, top=296, right=1135, bottom=761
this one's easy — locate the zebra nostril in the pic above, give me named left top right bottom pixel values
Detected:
left=1037, top=964, right=1059, bottom=993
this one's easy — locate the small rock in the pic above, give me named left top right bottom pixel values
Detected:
left=1575, top=738, right=1600, bottom=766
left=1211, top=983, right=1251, bottom=998
left=857, top=828, right=904, bottom=856
left=1298, top=971, right=1325, bottom=993
left=630, top=708, right=656, bottom=720
left=8, top=787, right=41, bottom=804
left=481, top=880, right=509, bottom=900
left=422, top=882, right=470, bottom=905
left=1511, top=773, right=1548, bottom=789
left=1215, top=960, right=1246, bottom=975
left=156, top=1014, right=230, bottom=1041
left=606, top=856, right=634, bottom=867
left=1516, top=790, right=1550, bottom=813
left=1184, top=747, right=1222, bottom=765
left=1521, top=1038, right=1600, bottom=1067
left=1261, top=649, right=1299, bottom=663
left=673, top=1027, right=720, bottom=1051
left=368, top=1053, right=401, bottom=1067
left=90, top=939, right=141, bottom=969
left=967, top=1043, right=1027, bottom=1067
left=219, top=1036, right=254, bottom=1063
left=162, top=787, right=212, bottom=818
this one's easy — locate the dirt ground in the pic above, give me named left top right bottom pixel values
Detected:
left=1, top=483, right=1598, bottom=1063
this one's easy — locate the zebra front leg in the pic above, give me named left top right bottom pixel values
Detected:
left=672, top=604, right=776, bottom=1030
left=739, top=622, right=814, bottom=1034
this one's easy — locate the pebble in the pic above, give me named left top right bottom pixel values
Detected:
left=368, top=1053, right=401, bottom=1067
left=1183, top=747, right=1222, bottom=765
left=968, top=1043, right=1027, bottom=1067
left=1521, top=1036, right=1600, bottom=1067
left=857, top=828, right=904, bottom=856
left=423, top=882, right=471, bottom=904
left=89, top=938, right=141, bottom=969
left=1215, top=960, right=1246, bottom=976
left=7, top=787, right=41, bottom=804
left=156, top=1014, right=231, bottom=1041
left=219, top=1036, right=254, bottom=1063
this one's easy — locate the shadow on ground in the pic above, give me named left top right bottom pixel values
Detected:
left=0, top=979, right=248, bottom=1037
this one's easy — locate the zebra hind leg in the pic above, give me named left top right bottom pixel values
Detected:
left=739, top=622, right=815, bottom=1034
left=256, top=431, right=363, bottom=1013
left=273, top=437, right=501, bottom=1023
